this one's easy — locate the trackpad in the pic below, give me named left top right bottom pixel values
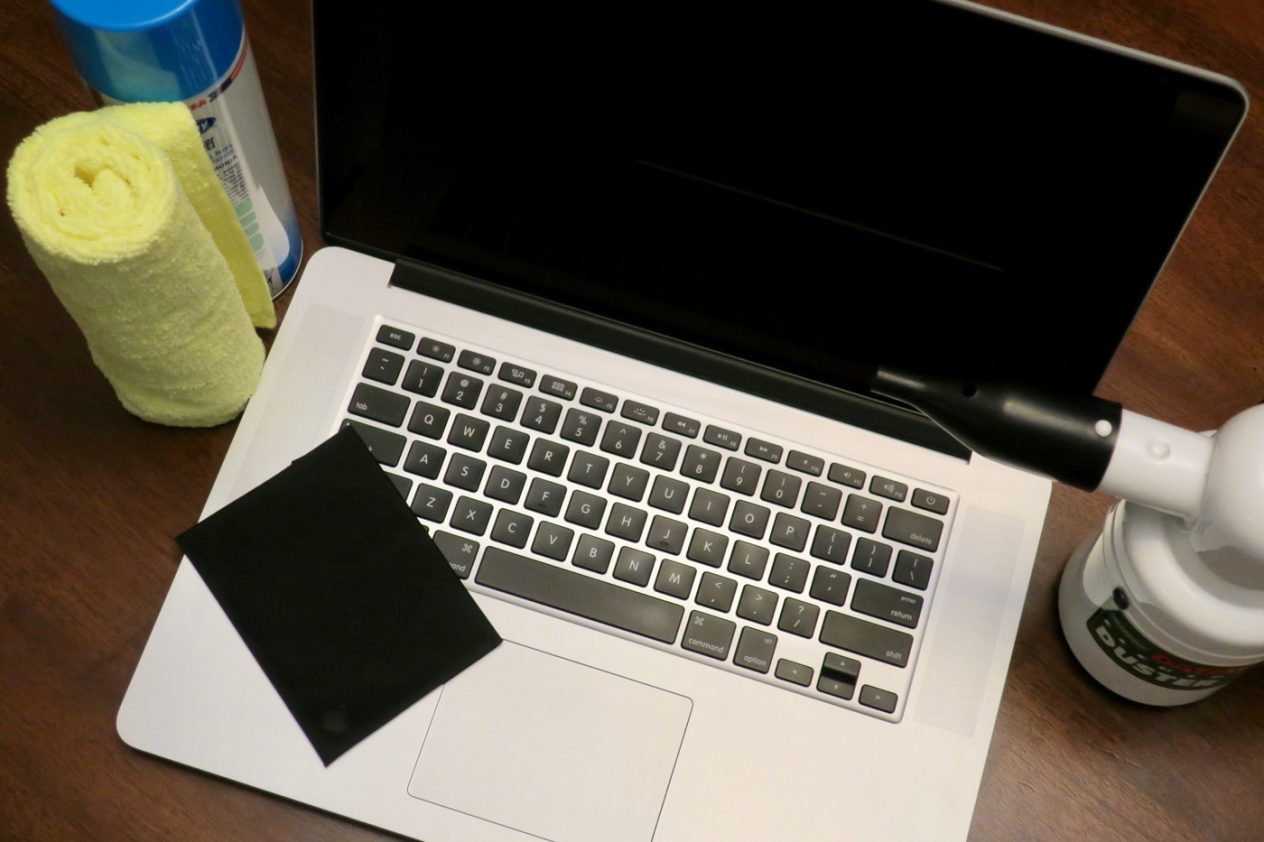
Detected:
left=408, top=642, right=691, bottom=842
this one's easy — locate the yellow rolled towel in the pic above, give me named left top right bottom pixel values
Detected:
left=7, top=105, right=271, bottom=427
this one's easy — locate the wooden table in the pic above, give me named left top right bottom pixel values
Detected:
left=3, top=1, right=1261, bottom=838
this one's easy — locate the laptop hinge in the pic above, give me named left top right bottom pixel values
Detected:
left=388, top=258, right=970, bottom=460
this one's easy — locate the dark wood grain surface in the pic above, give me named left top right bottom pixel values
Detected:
left=2, top=1, right=1261, bottom=839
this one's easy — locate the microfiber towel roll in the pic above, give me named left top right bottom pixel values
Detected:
left=7, top=106, right=269, bottom=427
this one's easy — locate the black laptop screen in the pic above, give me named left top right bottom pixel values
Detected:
left=314, top=1, right=1243, bottom=396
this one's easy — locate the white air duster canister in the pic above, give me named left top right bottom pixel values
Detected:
left=1059, top=500, right=1264, bottom=705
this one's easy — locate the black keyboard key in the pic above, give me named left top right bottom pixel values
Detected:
left=403, top=440, right=445, bottom=479
left=527, top=439, right=570, bottom=476
left=410, top=483, right=453, bottom=522
left=745, top=438, right=783, bottom=463
left=648, top=475, right=688, bottom=514
left=768, top=553, right=809, bottom=593
left=441, top=372, right=483, bottom=410
left=361, top=348, right=405, bottom=385
left=662, top=412, right=700, bottom=438
left=485, top=466, right=527, bottom=504
left=818, top=652, right=861, bottom=700
left=451, top=496, right=494, bottom=536
left=375, top=324, right=415, bottom=350
left=820, top=611, right=914, bottom=667
left=810, top=567, right=851, bottom=606
left=457, top=349, right=495, bottom=375
left=613, top=547, right=655, bottom=587
left=580, top=387, right=618, bottom=412
left=852, top=578, right=924, bottom=628
left=522, top=397, right=564, bottom=434
left=605, top=503, right=648, bottom=542
left=480, top=385, right=523, bottom=421
left=822, top=651, right=861, bottom=683
left=407, top=401, right=450, bottom=439
left=531, top=522, right=575, bottom=561
left=870, top=476, right=909, bottom=502
left=560, top=408, right=602, bottom=446
left=733, top=627, right=778, bottom=674
left=498, top=362, right=536, bottom=388
left=727, top=541, right=770, bottom=580
left=687, top=528, right=729, bottom=568
left=565, top=491, right=607, bottom=529
left=608, top=463, right=651, bottom=502
left=431, top=530, right=478, bottom=579
left=647, top=516, right=688, bottom=555
left=859, top=685, right=899, bottom=714
left=893, top=550, right=934, bottom=590
left=491, top=509, right=533, bottom=549
left=852, top=538, right=893, bottom=577
left=800, top=481, right=842, bottom=520
left=621, top=399, right=660, bottom=425
left=654, top=559, right=697, bottom=599
left=688, top=488, right=731, bottom=527
left=477, top=548, right=684, bottom=644
left=600, top=420, right=642, bottom=458
left=912, top=488, right=950, bottom=515
left=568, top=451, right=611, bottom=489
left=525, top=478, right=566, bottom=517
left=818, top=675, right=855, bottom=701
left=443, top=453, right=487, bottom=491
left=640, top=433, right=682, bottom=471
left=703, top=425, right=741, bottom=451
left=682, top=611, right=737, bottom=660
left=681, top=445, right=722, bottom=483
left=883, top=507, right=945, bottom=552
left=342, top=419, right=406, bottom=466
left=487, top=426, right=528, bottom=465
left=760, top=470, right=802, bottom=508
left=841, top=494, right=883, bottom=533
left=770, top=512, right=810, bottom=551
left=777, top=598, right=820, bottom=638
left=447, top=413, right=490, bottom=451
left=539, top=375, right=577, bottom=400
left=573, top=534, right=615, bottom=574
left=786, top=450, right=824, bottom=476
left=810, top=525, right=852, bottom=565
left=736, top=585, right=778, bottom=626
left=348, top=382, right=410, bottom=427
left=729, top=500, right=770, bottom=539
left=720, top=457, right=762, bottom=496
left=775, top=659, right=813, bottom=687
left=418, top=337, right=455, bottom=362
left=401, top=359, right=443, bottom=397
left=828, top=463, right=866, bottom=489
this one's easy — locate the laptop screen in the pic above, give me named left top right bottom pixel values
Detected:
left=314, top=1, right=1244, bottom=398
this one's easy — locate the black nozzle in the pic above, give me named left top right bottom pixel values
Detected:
left=871, top=368, right=1121, bottom=490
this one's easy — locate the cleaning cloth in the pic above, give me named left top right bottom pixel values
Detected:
left=177, top=428, right=502, bottom=765
left=6, top=104, right=273, bottom=426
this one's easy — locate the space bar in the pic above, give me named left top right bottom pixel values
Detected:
left=476, top=548, right=684, bottom=644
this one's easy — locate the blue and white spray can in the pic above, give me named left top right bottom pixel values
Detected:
left=50, top=0, right=303, bottom=297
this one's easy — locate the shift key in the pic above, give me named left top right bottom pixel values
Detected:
left=820, top=611, right=913, bottom=667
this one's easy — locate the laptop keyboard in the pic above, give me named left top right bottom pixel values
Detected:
left=340, top=320, right=956, bottom=722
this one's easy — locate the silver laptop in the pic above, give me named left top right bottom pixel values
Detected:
left=116, top=1, right=1245, bottom=839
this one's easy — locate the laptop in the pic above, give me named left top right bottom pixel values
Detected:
left=116, top=1, right=1246, bottom=839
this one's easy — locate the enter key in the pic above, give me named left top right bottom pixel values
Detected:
left=851, top=579, right=924, bottom=629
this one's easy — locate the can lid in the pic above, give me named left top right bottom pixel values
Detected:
left=49, top=0, right=244, bottom=102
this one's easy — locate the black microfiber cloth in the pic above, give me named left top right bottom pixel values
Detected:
left=177, top=427, right=501, bottom=765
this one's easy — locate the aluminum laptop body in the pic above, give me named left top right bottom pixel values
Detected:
left=117, top=1, right=1246, bottom=840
